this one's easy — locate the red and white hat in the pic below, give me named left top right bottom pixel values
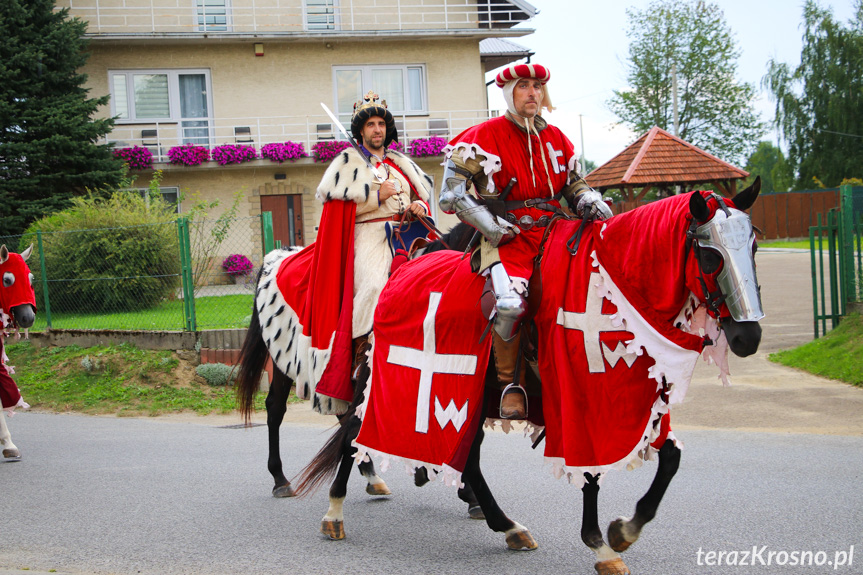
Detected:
left=494, top=63, right=551, bottom=88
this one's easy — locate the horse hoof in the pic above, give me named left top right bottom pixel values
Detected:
left=505, top=526, right=538, bottom=551
left=321, top=519, right=345, bottom=540
left=595, top=557, right=630, bottom=575
left=607, top=518, right=635, bottom=552
left=468, top=505, right=485, bottom=520
left=2, top=448, right=21, bottom=460
left=272, top=484, right=295, bottom=498
left=366, top=482, right=392, bottom=496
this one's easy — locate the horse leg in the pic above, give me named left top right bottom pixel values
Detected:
left=358, top=456, right=392, bottom=496
left=462, top=411, right=536, bottom=550
left=581, top=473, right=630, bottom=575
left=458, top=480, right=485, bottom=520
left=265, top=370, right=293, bottom=497
left=0, top=409, right=20, bottom=460
left=321, top=414, right=363, bottom=540
left=607, top=439, right=681, bottom=553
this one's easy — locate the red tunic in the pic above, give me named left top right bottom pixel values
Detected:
left=448, top=116, right=576, bottom=279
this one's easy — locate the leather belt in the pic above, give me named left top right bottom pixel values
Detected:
left=357, top=214, right=403, bottom=224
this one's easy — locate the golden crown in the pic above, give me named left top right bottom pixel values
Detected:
left=352, top=90, right=388, bottom=118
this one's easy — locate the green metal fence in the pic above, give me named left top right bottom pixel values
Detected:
left=810, top=185, right=863, bottom=338
left=0, top=213, right=276, bottom=332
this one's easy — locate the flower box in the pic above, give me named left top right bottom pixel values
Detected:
left=408, top=136, right=448, bottom=158
left=260, top=141, right=308, bottom=163
left=211, top=144, right=258, bottom=166
left=222, top=254, right=254, bottom=277
left=167, top=144, right=210, bottom=166
left=312, top=140, right=351, bottom=163
left=113, top=146, right=153, bottom=170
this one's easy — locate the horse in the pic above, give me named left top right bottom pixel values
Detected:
left=292, top=181, right=764, bottom=575
left=0, top=244, right=37, bottom=460
left=233, top=223, right=483, bottom=513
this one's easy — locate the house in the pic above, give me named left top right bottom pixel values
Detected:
left=58, top=0, right=537, bottom=265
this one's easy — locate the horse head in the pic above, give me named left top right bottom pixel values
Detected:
left=0, top=244, right=37, bottom=329
left=686, top=177, right=763, bottom=357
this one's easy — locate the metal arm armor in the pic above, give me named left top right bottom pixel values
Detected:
left=438, top=159, right=517, bottom=248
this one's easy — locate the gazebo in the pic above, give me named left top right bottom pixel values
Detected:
left=585, top=126, right=749, bottom=211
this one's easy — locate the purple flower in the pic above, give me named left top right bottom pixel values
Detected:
left=261, top=141, right=308, bottom=162
left=408, top=136, right=448, bottom=157
left=211, top=144, right=258, bottom=166
left=222, top=254, right=254, bottom=276
left=312, top=140, right=352, bottom=163
left=167, top=144, right=210, bottom=166
left=387, top=140, right=404, bottom=153
left=113, top=146, right=153, bottom=170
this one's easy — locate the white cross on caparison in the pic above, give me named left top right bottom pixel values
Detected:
left=557, top=272, right=622, bottom=373
left=387, top=291, right=478, bottom=433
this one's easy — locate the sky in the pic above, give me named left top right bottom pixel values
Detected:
left=484, top=0, right=859, bottom=167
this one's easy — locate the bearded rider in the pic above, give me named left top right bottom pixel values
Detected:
left=440, top=64, right=612, bottom=420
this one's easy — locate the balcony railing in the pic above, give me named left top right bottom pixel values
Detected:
left=58, top=0, right=534, bottom=35
left=106, top=109, right=499, bottom=163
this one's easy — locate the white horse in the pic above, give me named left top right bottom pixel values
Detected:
left=1, top=244, right=37, bottom=460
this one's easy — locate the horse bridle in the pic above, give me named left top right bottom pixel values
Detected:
left=685, top=194, right=731, bottom=319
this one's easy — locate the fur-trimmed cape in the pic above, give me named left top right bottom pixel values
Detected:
left=257, top=147, right=433, bottom=415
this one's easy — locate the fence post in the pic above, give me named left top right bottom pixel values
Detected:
left=35, top=231, right=52, bottom=329
left=839, top=184, right=854, bottom=310
left=177, top=217, right=197, bottom=332
left=261, top=211, right=275, bottom=255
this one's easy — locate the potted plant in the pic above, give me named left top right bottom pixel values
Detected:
left=167, top=144, right=211, bottom=166
left=222, top=253, right=254, bottom=284
left=312, top=140, right=352, bottom=163
left=211, top=144, right=258, bottom=165
left=113, top=146, right=153, bottom=170
left=408, top=136, right=448, bottom=158
left=260, top=141, right=308, bottom=163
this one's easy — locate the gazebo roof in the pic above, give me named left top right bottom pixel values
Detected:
left=586, top=126, right=748, bottom=191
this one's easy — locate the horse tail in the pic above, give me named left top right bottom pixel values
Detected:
left=292, top=365, right=369, bottom=497
left=235, top=286, right=269, bottom=425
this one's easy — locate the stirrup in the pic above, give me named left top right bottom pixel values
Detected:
left=499, top=383, right=528, bottom=420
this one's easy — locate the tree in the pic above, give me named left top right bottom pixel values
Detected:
left=763, top=1, right=863, bottom=188
left=744, top=141, right=794, bottom=193
left=0, top=0, right=125, bottom=237
left=607, top=0, right=764, bottom=166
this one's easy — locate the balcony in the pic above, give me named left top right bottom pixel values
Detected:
left=58, top=0, right=536, bottom=38
left=107, top=109, right=498, bottom=166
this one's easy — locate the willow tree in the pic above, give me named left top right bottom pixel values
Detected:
left=608, top=0, right=764, bottom=166
left=764, top=1, right=863, bottom=188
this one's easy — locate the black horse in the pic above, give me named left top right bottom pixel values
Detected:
left=234, top=223, right=481, bottom=509
left=291, top=182, right=764, bottom=575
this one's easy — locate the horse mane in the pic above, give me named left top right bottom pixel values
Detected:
left=422, top=222, right=475, bottom=255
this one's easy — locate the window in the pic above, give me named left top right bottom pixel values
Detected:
left=133, top=187, right=181, bottom=213
left=197, top=0, right=230, bottom=32
left=333, top=65, right=427, bottom=122
left=109, top=70, right=213, bottom=146
left=305, top=0, right=337, bottom=30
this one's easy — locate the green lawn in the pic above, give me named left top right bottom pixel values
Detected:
left=758, top=239, right=812, bottom=249
left=769, top=313, right=863, bottom=386
left=4, top=341, right=270, bottom=416
left=30, top=293, right=255, bottom=331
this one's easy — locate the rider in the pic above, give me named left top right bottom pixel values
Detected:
left=316, top=91, right=432, bottom=385
left=439, top=64, right=612, bottom=420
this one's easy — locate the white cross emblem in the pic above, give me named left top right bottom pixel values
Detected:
left=556, top=272, right=632, bottom=373
left=546, top=142, right=565, bottom=174
left=387, top=292, right=478, bottom=433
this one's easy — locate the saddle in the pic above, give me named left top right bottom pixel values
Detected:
left=387, top=213, right=444, bottom=275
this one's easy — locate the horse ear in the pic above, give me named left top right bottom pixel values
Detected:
left=732, top=176, right=761, bottom=212
left=689, top=192, right=711, bottom=223
left=0, top=245, right=7, bottom=264
left=20, top=244, right=33, bottom=262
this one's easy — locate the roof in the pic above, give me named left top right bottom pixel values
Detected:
left=586, top=126, right=749, bottom=190
left=480, top=38, right=534, bottom=71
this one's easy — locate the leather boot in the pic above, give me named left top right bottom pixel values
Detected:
left=351, top=335, right=371, bottom=382
left=493, top=330, right=527, bottom=419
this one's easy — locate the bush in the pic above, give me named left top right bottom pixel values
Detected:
left=195, top=362, right=238, bottom=386
left=21, top=186, right=181, bottom=313
left=222, top=254, right=253, bottom=277
left=113, top=146, right=153, bottom=170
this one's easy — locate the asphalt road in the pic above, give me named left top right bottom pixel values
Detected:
left=2, top=250, right=862, bottom=575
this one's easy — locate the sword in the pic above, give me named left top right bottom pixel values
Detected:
left=320, top=102, right=386, bottom=183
